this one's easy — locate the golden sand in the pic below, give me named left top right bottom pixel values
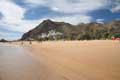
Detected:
left=14, top=40, right=120, bottom=80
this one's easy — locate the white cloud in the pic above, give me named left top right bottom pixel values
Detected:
left=0, top=0, right=25, bottom=24
left=96, top=19, right=104, bottom=24
left=0, top=31, right=22, bottom=40
left=0, top=0, right=40, bottom=33
left=51, top=15, right=92, bottom=24
left=111, top=5, right=120, bottom=13
left=0, top=20, right=41, bottom=32
left=110, top=0, right=120, bottom=13
left=51, top=0, right=108, bottom=13
left=25, top=0, right=108, bottom=14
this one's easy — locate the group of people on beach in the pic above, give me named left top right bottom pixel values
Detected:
left=112, top=37, right=120, bottom=40
left=20, top=37, right=120, bottom=45
left=21, top=40, right=32, bottom=45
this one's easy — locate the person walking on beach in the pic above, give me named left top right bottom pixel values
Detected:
left=29, top=40, right=32, bottom=44
left=21, top=41, right=23, bottom=45
left=28, top=38, right=33, bottom=45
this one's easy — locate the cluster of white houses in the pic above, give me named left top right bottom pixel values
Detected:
left=37, top=30, right=63, bottom=40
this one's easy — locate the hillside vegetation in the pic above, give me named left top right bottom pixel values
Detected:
left=21, top=19, right=120, bottom=41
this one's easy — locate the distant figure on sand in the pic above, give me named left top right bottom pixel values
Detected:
left=21, top=41, right=23, bottom=45
left=112, top=37, right=120, bottom=43
left=29, top=40, right=32, bottom=44
left=28, top=38, right=34, bottom=45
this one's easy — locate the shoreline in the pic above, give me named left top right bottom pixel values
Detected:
left=11, top=39, right=120, bottom=45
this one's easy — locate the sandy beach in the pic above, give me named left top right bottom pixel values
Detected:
left=12, top=40, right=120, bottom=80
left=0, top=0, right=120, bottom=79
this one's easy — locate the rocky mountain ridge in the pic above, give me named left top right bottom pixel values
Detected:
left=21, top=19, right=120, bottom=40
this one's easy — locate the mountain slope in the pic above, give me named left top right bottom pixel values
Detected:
left=21, top=19, right=120, bottom=40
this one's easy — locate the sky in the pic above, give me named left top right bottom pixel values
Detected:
left=0, top=0, right=120, bottom=40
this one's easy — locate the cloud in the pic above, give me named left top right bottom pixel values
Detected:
left=111, top=5, right=120, bottom=13
left=0, top=31, right=21, bottom=40
left=51, top=0, right=108, bottom=14
left=0, top=0, right=25, bottom=24
left=110, top=0, right=120, bottom=13
left=0, top=1, right=35, bottom=39
left=96, top=19, right=104, bottom=24
left=51, top=15, right=92, bottom=24
left=24, top=0, right=108, bottom=14
left=0, top=20, right=41, bottom=32
left=0, top=0, right=40, bottom=34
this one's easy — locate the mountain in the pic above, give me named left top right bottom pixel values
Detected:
left=21, top=19, right=120, bottom=41
left=21, top=19, right=76, bottom=40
